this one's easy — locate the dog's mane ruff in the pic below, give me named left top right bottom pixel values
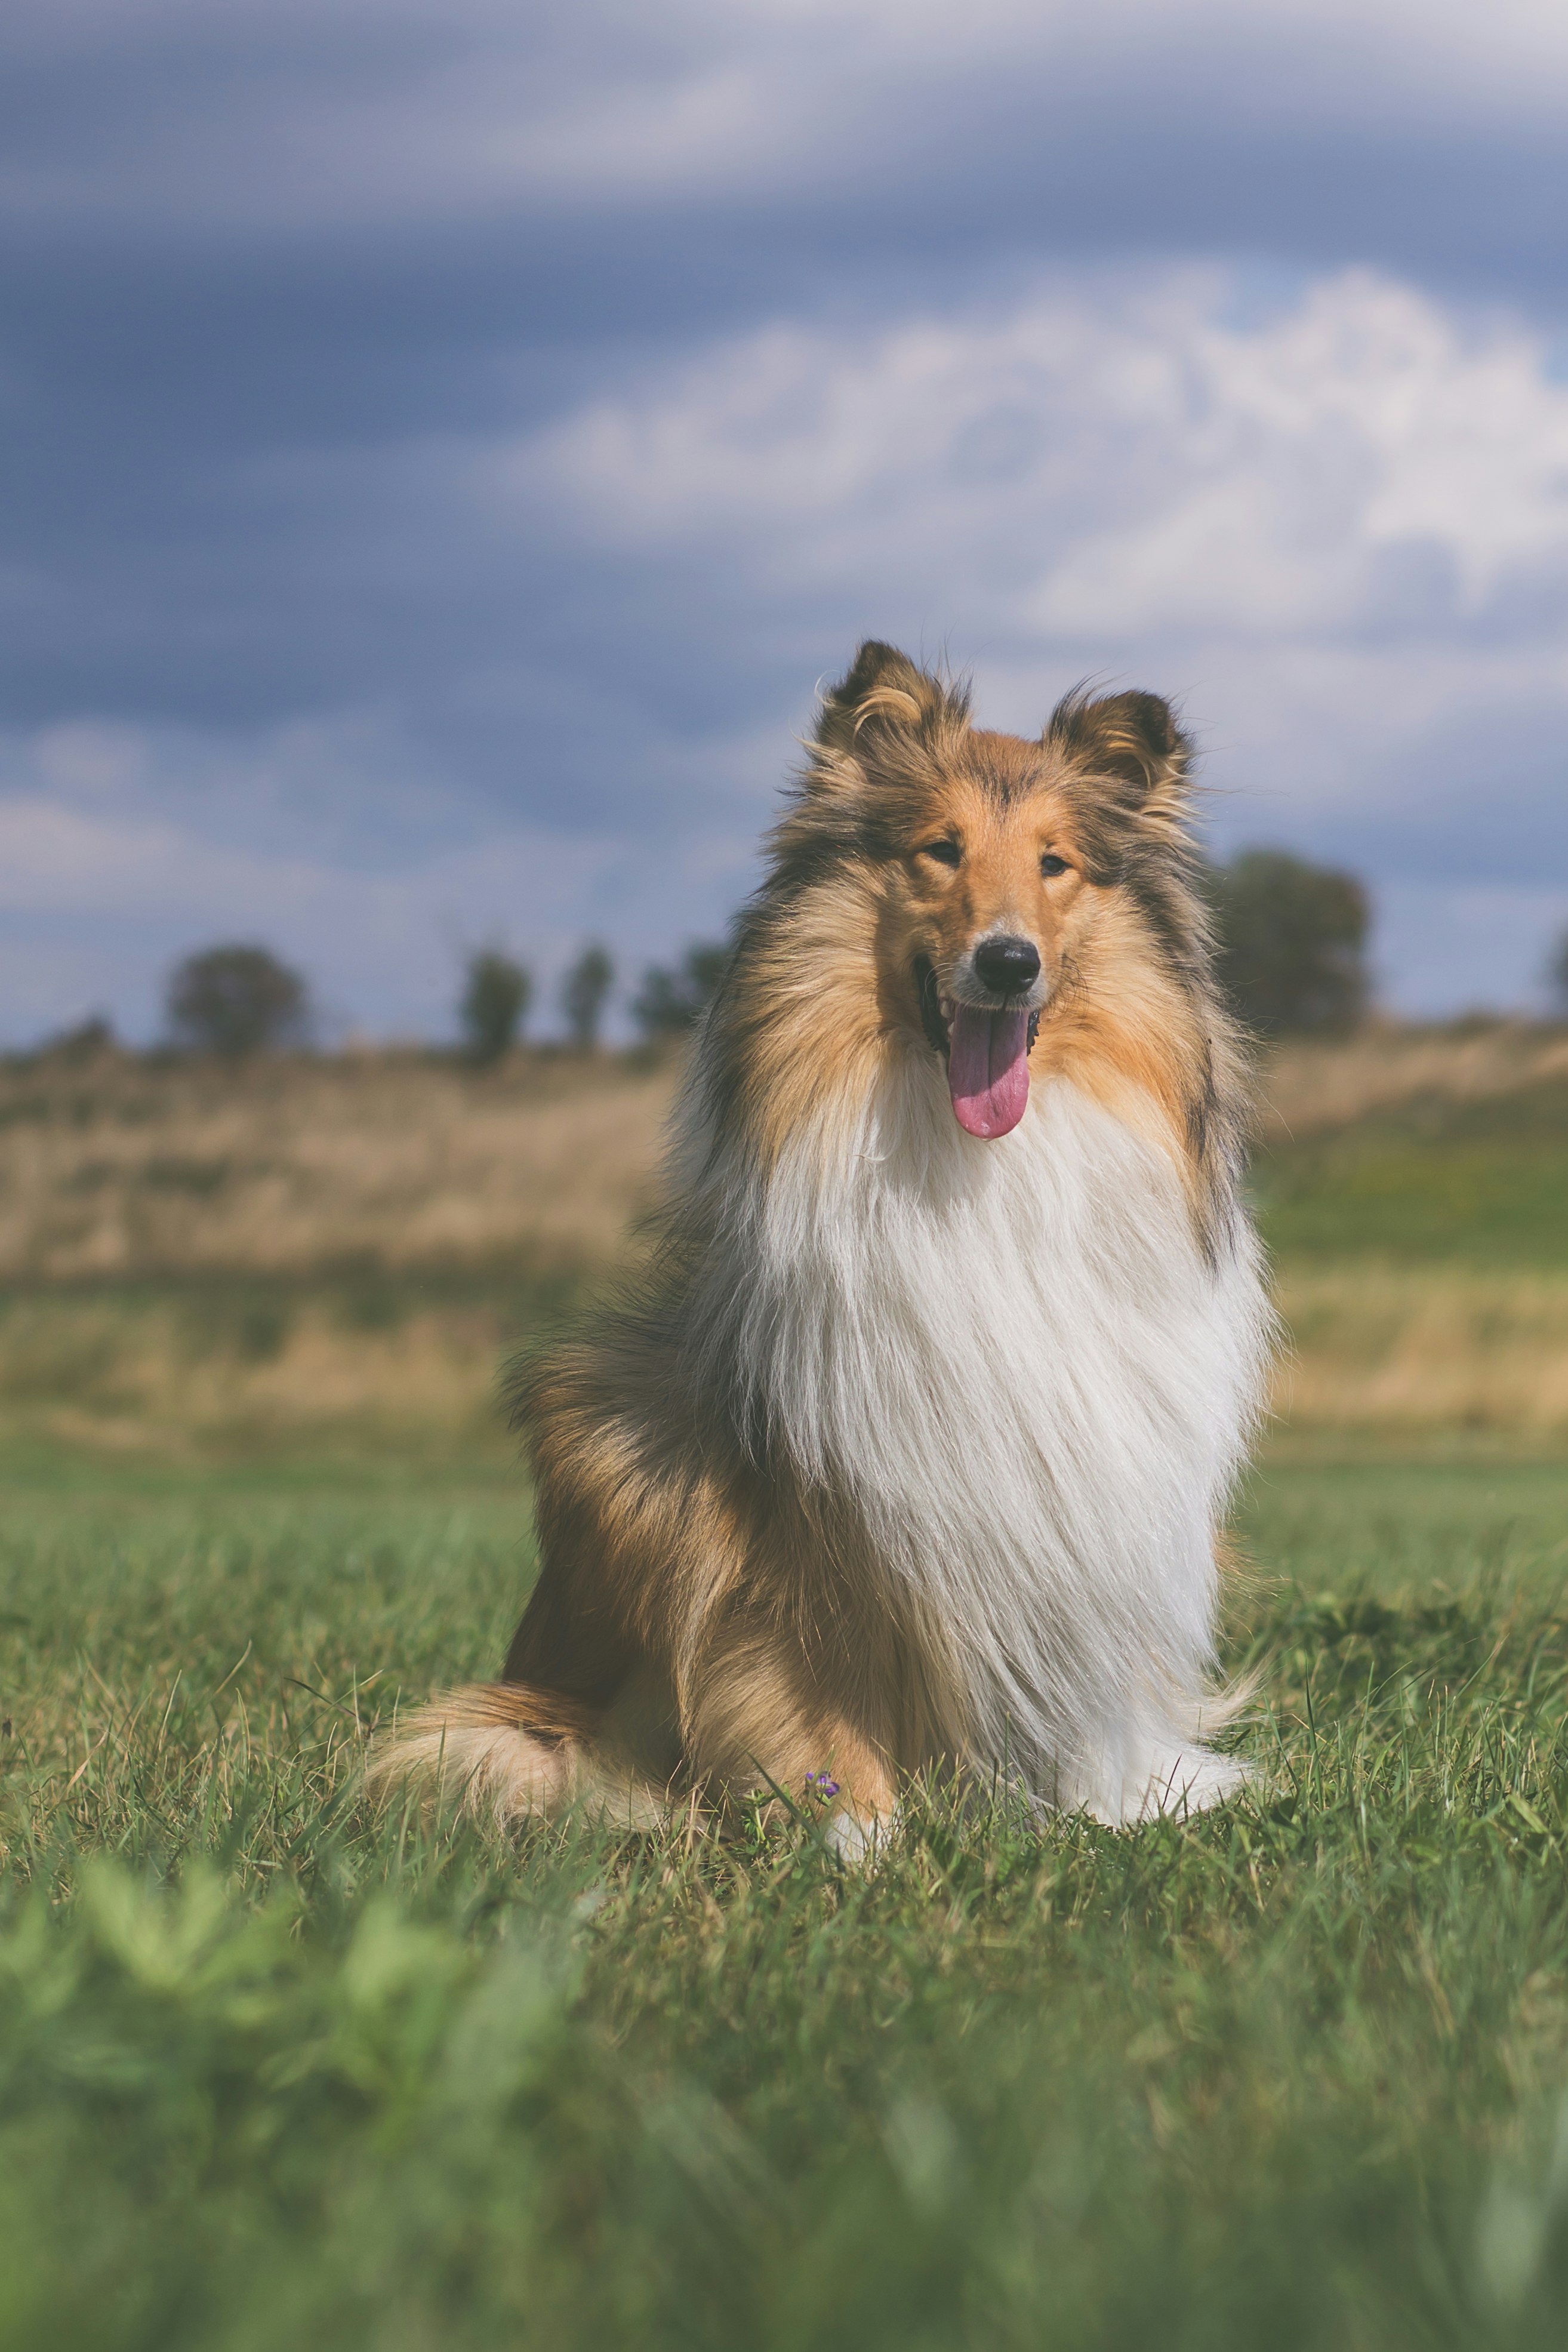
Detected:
left=670, top=1028, right=1271, bottom=1818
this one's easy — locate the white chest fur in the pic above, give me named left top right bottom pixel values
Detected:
left=694, top=1053, right=1273, bottom=1820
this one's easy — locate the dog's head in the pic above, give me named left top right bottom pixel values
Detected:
left=763, top=641, right=1206, bottom=1141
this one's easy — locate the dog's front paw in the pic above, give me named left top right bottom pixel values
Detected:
left=820, top=1804, right=896, bottom=1866
left=1134, top=1744, right=1251, bottom=1821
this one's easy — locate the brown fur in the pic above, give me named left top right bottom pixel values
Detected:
left=369, top=642, right=1251, bottom=1848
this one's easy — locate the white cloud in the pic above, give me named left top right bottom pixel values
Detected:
left=29, top=722, right=152, bottom=797
left=522, top=268, right=1568, bottom=650
left=0, top=796, right=332, bottom=919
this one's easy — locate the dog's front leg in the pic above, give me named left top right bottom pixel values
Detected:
left=679, top=1615, right=898, bottom=1862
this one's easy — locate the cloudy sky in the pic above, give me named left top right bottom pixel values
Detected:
left=4, top=0, right=1568, bottom=1040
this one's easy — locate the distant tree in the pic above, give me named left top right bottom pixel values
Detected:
left=1206, top=849, right=1370, bottom=1036
left=630, top=942, right=729, bottom=1040
left=459, top=948, right=531, bottom=1064
left=166, top=945, right=310, bottom=1058
left=560, top=944, right=615, bottom=1051
left=1549, top=925, right=1568, bottom=1017
left=42, top=1015, right=116, bottom=1065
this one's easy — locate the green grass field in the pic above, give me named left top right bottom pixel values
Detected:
left=1251, top=1076, right=1568, bottom=1266
left=3, top=1038, right=1568, bottom=2347
left=4, top=1450, right=1568, bottom=2350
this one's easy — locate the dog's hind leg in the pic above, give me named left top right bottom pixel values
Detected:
left=366, top=1678, right=672, bottom=1828
left=366, top=1680, right=583, bottom=1823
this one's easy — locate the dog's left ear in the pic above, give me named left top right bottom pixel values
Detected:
left=1047, top=689, right=1192, bottom=835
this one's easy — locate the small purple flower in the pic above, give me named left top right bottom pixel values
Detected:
left=804, top=1772, right=840, bottom=1799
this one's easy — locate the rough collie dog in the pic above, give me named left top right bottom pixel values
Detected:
left=374, top=643, right=1273, bottom=1852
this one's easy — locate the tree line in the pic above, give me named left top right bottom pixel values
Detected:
left=445, top=941, right=723, bottom=1063
left=70, top=850, right=1568, bottom=1062
left=159, top=938, right=732, bottom=1064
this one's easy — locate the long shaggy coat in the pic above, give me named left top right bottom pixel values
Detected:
left=372, top=644, right=1273, bottom=1851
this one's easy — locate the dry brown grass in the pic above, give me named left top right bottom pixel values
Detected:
left=33, top=1272, right=1562, bottom=1460
left=6, top=1020, right=1563, bottom=1285
left=1273, top=1266, right=1568, bottom=1439
left=4, top=1026, right=1567, bottom=1451
left=0, top=1289, right=517, bottom=1460
left=0, top=1046, right=678, bottom=1281
left=1259, top=1018, right=1568, bottom=1140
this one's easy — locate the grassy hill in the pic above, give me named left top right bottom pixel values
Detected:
left=0, top=1021, right=1564, bottom=1459
left=1250, top=1026, right=1568, bottom=1444
left=1255, top=1047, right=1568, bottom=1268
left=0, top=1045, right=671, bottom=1463
left=0, top=1044, right=670, bottom=1282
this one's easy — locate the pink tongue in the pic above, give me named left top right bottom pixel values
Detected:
left=947, top=1004, right=1031, bottom=1138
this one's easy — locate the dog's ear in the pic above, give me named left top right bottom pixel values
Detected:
left=1046, top=689, right=1193, bottom=836
left=814, top=641, right=951, bottom=759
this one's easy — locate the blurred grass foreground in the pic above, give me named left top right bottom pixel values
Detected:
left=1, top=1017, right=1566, bottom=1462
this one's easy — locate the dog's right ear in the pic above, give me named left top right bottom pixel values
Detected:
left=814, top=641, right=944, bottom=756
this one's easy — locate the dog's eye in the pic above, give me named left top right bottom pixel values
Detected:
left=919, top=839, right=962, bottom=867
left=1040, top=853, right=1069, bottom=878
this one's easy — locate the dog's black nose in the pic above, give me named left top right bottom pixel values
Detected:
left=973, top=935, right=1041, bottom=996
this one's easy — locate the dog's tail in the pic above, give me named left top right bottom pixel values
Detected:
left=365, top=1681, right=665, bottom=1828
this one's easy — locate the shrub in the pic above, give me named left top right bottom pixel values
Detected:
left=165, top=945, right=311, bottom=1058
left=1548, top=926, right=1568, bottom=1017
left=1207, top=851, right=1370, bottom=1036
left=630, top=943, right=728, bottom=1040
left=560, top=946, right=615, bottom=1052
left=459, top=950, right=531, bottom=1065
left=41, top=1015, right=116, bottom=1066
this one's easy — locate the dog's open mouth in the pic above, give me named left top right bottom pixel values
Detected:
left=916, top=957, right=1040, bottom=1142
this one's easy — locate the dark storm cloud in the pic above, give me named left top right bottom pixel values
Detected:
left=5, top=0, right=1568, bottom=753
